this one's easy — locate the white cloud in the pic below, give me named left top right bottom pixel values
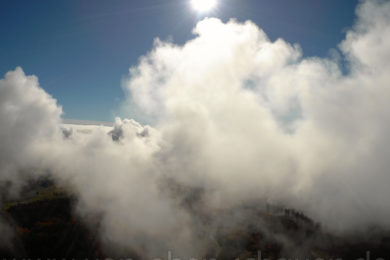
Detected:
left=1, top=0, right=390, bottom=257
left=123, top=0, right=390, bottom=231
left=0, top=67, right=61, bottom=194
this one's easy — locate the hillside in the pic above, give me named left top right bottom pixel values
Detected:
left=1, top=180, right=390, bottom=259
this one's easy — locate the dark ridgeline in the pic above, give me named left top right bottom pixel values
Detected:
left=1, top=178, right=390, bottom=259
left=0, top=178, right=103, bottom=258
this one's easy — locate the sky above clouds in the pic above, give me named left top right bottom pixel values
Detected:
left=0, top=0, right=357, bottom=121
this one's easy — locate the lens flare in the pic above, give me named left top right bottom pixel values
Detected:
left=191, top=0, right=218, bottom=12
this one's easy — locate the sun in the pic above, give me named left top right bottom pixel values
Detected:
left=191, top=0, right=218, bottom=13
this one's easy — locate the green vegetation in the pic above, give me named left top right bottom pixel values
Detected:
left=2, top=186, right=68, bottom=212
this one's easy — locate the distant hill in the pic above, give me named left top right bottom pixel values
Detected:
left=1, top=180, right=390, bottom=259
left=62, top=119, right=113, bottom=127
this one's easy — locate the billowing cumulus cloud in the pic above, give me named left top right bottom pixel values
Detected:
left=1, top=0, right=390, bottom=258
left=0, top=67, right=61, bottom=195
left=123, top=0, right=390, bottom=231
left=123, top=0, right=390, bottom=232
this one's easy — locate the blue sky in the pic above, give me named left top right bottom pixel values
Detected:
left=0, top=0, right=357, bottom=122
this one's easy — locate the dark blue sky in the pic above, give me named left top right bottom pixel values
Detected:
left=0, top=0, right=358, bottom=121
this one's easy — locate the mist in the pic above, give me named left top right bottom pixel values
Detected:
left=1, top=0, right=390, bottom=258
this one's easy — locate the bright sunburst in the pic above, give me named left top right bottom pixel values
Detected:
left=191, top=0, right=218, bottom=12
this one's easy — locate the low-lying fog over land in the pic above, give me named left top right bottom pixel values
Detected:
left=1, top=0, right=390, bottom=258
